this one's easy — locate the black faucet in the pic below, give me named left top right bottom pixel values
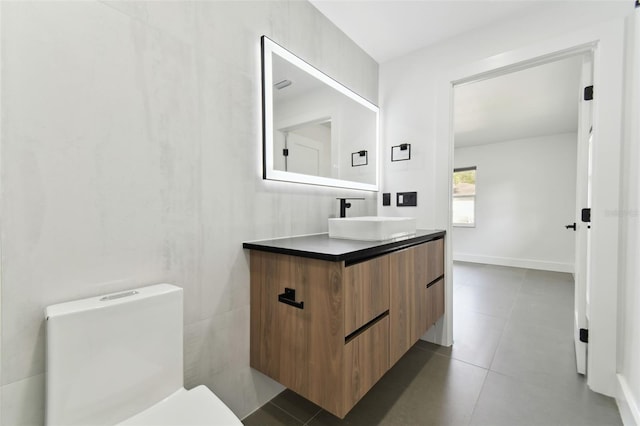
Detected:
left=337, top=198, right=365, bottom=218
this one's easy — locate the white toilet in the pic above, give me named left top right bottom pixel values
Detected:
left=45, top=284, right=243, bottom=426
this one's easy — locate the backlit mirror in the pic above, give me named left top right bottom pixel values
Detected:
left=261, top=36, right=379, bottom=191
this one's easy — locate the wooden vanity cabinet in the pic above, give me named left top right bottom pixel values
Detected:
left=248, top=236, right=444, bottom=419
left=389, top=238, right=445, bottom=366
left=249, top=251, right=390, bottom=418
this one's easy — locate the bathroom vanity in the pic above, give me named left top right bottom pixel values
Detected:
left=243, top=230, right=445, bottom=418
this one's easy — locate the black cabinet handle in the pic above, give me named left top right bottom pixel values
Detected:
left=565, top=223, right=577, bottom=231
left=427, top=275, right=444, bottom=289
left=278, top=288, right=304, bottom=309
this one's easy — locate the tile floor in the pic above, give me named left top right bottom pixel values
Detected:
left=243, top=262, right=622, bottom=426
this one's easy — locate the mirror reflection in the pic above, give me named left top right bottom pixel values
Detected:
left=262, top=36, right=379, bottom=191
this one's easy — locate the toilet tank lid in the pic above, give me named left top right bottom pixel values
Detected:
left=45, top=284, right=182, bottom=319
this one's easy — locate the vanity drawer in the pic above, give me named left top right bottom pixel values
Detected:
left=343, top=314, right=389, bottom=413
left=420, top=238, right=444, bottom=285
left=426, top=277, right=445, bottom=327
left=343, top=256, right=390, bottom=337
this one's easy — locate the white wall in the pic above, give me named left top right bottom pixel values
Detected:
left=380, top=2, right=630, bottom=225
left=0, top=1, right=378, bottom=424
left=617, top=7, right=640, bottom=426
left=453, top=134, right=577, bottom=273
left=380, top=0, right=632, bottom=396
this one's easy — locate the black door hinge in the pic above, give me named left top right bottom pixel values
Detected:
left=584, top=86, right=594, bottom=101
left=282, top=148, right=289, bottom=157
left=582, top=208, right=591, bottom=229
left=580, top=328, right=589, bottom=343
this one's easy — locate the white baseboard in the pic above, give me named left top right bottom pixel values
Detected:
left=617, top=374, right=640, bottom=426
left=452, top=253, right=574, bottom=273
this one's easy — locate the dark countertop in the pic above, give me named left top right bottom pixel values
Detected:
left=243, top=229, right=445, bottom=265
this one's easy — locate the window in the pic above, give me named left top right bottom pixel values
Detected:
left=452, top=167, right=476, bottom=226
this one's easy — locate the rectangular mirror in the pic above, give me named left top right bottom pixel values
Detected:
left=261, top=36, right=379, bottom=191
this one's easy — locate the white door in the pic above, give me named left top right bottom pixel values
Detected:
left=573, top=53, right=593, bottom=375
left=282, top=121, right=332, bottom=177
left=287, top=132, right=324, bottom=176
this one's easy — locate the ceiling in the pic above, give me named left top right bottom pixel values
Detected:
left=272, top=54, right=324, bottom=103
left=309, top=0, right=585, bottom=147
left=454, top=55, right=583, bottom=147
left=309, top=0, right=555, bottom=64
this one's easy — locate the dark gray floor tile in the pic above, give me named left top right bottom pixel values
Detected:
left=482, top=264, right=528, bottom=280
left=520, top=280, right=574, bottom=302
left=521, top=270, right=574, bottom=296
left=455, top=284, right=519, bottom=319
left=451, top=282, right=468, bottom=306
left=456, top=269, right=524, bottom=294
left=469, top=371, right=621, bottom=426
left=413, top=339, right=446, bottom=354
left=445, top=309, right=506, bottom=368
left=309, top=348, right=487, bottom=426
left=270, top=389, right=322, bottom=423
left=566, top=381, right=624, bottom=425
left=452, top=261, right=483, bottom=288
left=470, top=371, right=574, bottom=426
left=305, top=388, right=404, bottom=426
left=416, top=309, right=506, bottom=369
left=509, top=291, right=573, bottom=331
left=243, top=403, right=302, bottom=426
left=489, top=321, right=582, bottom=396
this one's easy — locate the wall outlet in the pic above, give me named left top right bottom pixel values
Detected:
left=382, top=193, right=391, bottom=206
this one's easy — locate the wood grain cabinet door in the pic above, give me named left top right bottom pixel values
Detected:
left=389, top=248, right=415, bottom=366
left=413, top=243, right=430, bottom=342
left=342, top=316, right=390, bottom=416
left=429, top=277, right=445, bottom=325
left=425, top=238, right=445, bottom=284
left=417, top=239, right=445, bottom=334
left=250, top=251, right=310, bottom=391
left=343, top=256, right=390, bottom=337
left=250, top=251, right=344, bottom=407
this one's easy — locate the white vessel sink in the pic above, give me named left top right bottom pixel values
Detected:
left=328, top=216, right=416, bottom=241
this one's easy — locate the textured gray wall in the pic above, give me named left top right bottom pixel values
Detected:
left=0, top=1, right=378, bottom=423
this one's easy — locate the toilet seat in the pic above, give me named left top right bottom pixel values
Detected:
left=118, top=385, right=243, bottom=426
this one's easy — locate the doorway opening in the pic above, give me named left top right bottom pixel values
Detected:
left=450, top=52, right=593, bottom=377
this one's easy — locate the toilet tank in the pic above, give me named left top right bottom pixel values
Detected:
left=45, top=284, right=183, bottom=426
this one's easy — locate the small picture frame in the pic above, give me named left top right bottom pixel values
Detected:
left=391, top=143, right=411, bottom=162
left=351, top=150, right=368, bottom=167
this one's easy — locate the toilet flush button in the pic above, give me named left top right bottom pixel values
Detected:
left=100, top=290, right=139, bottom=301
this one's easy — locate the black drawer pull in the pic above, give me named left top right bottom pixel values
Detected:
left=278, top=288, right=304, bottom=309
left=426, top=275, right=444, bottom=288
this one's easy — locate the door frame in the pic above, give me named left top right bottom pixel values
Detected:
left=573, top=53, right=594, bottom=376
left=435, top=19, right=625, bottom=396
